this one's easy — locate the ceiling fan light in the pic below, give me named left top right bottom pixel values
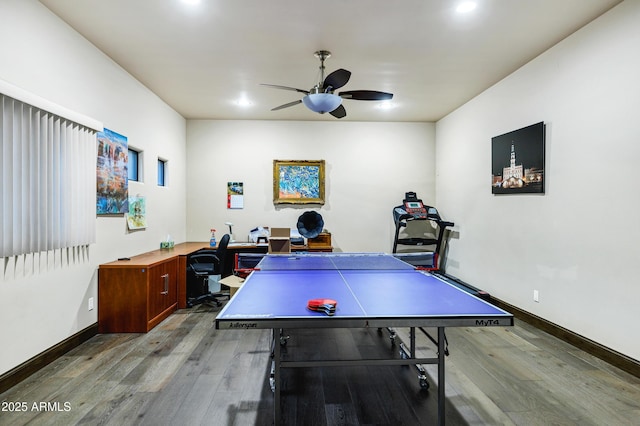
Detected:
left=302, top=93, right=342, bottom=114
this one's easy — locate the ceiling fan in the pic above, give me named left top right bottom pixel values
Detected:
left=261, top=50, right=393, bottom=119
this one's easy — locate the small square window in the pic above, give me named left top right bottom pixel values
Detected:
left=158, top=158, right=167, bottom=186
left=128, top=148, right=140, bottom=181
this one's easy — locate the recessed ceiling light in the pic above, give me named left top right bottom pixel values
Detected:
left=235, top=98, right=253, bottom=107
left=456, top=1, right=477, bottom=13
left=377, top=101, right=395, bottom=110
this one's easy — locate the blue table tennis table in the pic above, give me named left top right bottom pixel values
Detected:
left=216, top=253, right=513, bottom=425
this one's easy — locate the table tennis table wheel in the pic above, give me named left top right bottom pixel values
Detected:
left=385, top=327, right=397, bottom=345
left=399, top=342, right=410, bottom=360
left=269, top=361, right=276, bottom=392
left=419, top=375, right=430, bottom=390
left=277, top=329, right=289, bottom=346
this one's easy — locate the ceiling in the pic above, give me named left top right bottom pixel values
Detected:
left=38, top=0, right=621, bottom=122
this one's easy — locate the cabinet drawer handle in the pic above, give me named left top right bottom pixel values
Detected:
left=161, top=273, right=169, bottom=295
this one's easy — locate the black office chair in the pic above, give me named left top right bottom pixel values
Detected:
left=187, top=233, right=231, bottom=308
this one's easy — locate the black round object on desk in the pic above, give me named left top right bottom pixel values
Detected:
left=297, top=211, right=324, bottom=238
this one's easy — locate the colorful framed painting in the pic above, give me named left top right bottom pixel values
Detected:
left=96, top=128, right=129, bottom=214
left=273, top=160, right=325, bottom=205
left=126, top=195, right=147, bottom=230
left=491, top=122, right=545, bottom=194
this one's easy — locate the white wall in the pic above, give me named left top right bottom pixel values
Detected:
left=186, top=120, right=436, bottom=252
left=0, top=0, right=186, bottom=375
left=436, top=0, right=640, bottom=361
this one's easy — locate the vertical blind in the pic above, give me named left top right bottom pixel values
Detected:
left=1, top=93, right=97, bottom=258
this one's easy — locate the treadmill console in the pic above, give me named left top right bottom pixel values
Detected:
left=403, top=200, right=427, bottom=219
left=402, top=192, right=428, bottom=219
left=393, top=192, right=443, bottom=223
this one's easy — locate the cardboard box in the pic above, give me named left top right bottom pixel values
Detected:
left=220, top=275, right=245, bottom=299
left=268, top=227, right=291, bottom=253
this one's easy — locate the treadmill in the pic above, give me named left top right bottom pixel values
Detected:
left=392, top=192, right=454, bottom=268
left=392, top=192, right=488, bottom=299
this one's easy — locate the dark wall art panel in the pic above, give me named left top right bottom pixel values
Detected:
left=491, top=122, right=545, bottom=195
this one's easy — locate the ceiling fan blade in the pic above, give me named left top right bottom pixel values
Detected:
left=261, top=84, right=310, bottom=95
left=271, top=100, right=302, bottom=111
left=323, top=69, right=351, bottom=91
left=329, top=104, right=346, bottom=119
left=339, top=90, right=393, bottom=101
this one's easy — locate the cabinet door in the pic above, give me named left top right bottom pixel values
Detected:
left=147, top=259, right=178, bottom=326
left=161, top=258, right=178, bottom=311
left=147, top=263, right=169, bottom=321
left=98, top=267, right=147, bottom=333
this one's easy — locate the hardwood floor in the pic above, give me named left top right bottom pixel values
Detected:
left=1, top=304, right=639, bottom=425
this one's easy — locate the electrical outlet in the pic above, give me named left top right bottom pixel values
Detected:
left=88, top=297, right=94, bottom=311
left=533, top=290, right=539, bottom=303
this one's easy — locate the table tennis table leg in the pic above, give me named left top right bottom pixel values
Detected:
left=410, top=328, right=430, bottom=389
left=437, top=326, right=445, bottom=426
left=272, top=328, right=282, bottom=425
left=398, top=327, right=430, bottom=390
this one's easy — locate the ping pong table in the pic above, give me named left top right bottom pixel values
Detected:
left=215, top=253, right=513, bottom=425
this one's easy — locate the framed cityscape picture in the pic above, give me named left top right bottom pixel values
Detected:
left=491, top=122, right=545, bottom=194
left=273, top=160, right=325, bottom=204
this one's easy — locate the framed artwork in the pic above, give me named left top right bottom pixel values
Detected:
left=126, top=195, right=147, bottom=230
left=227, top=181, right=244, bottom=209
left=273, top=160, right=325, bottom=205
left=96, top=128, right=129, bottom=214
left=491, top=122, right=545, bottom=194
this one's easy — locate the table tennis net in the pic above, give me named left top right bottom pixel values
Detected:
left=255, top=253, right=417, bottom=271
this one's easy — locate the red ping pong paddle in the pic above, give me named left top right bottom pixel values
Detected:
left=307, top=298, right=337, bottom=316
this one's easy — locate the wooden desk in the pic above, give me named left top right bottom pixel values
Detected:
left=210, top=242, right=333, bottom=277
left=98, top=242, right=333, bottom=332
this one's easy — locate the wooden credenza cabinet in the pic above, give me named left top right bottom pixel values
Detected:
left=98, top=255, right=178, bottom=333
left=97, top=241, right=335, bottom=333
